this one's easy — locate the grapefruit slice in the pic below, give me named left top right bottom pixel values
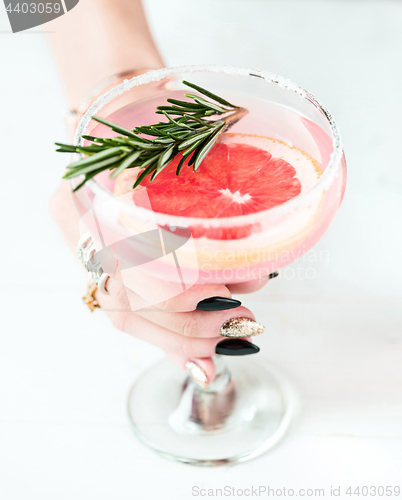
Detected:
left=114, top=133, right=322, bottom=240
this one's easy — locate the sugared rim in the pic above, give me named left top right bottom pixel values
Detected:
left=73, top=65, right=343, bottom=228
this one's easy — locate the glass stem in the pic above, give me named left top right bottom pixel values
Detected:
left=205, top=355, right=231, bottom=393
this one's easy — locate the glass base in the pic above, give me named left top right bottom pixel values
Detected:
left=127, top=357, right=295, bottom=466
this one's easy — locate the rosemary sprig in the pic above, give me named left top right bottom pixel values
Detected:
left=56, top=81, right=247, bottom=191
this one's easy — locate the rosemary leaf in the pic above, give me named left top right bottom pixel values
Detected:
left=156, top=144, right=176, bottom=173
left=193, top=123, right=225, bottom=170
left=182, top=80, right=239, bottom=108
left=92, top=116, right=140, bottom=139
left=176, top=155, right=187, bottom=176
left=184, top=94, right=226, bottom=113
left=133, top=162, right=157, bottom=188
left=110, top=150, right=142, bottom=179
left=55, top=144, right=79, bottom=153
left=72, top=167, right=109, bottom=192
left=64, top=156, right=122, bottom=178
left=155, top=109, right=187, bottom=116
left=81, top=135, right=99, bottom=142
left=166, top=99, right=205, bottom=109
left=66, top=147, right=123, bottom=169
left=178, top=129, right=214, bottom=151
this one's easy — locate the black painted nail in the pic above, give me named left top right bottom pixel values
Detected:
left=196, top=297, right=241, bottom=311
left=215, top=338, right=260, bottom=356
left=268, top=271, right=279, bottom=279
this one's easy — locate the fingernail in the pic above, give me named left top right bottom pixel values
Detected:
left=196, top=296, right=241, bottom=311
left=268, top=271, right=279, bottom=279
left=185, top=361, right=210, bottom=389
left=220, top=317, right=265, bottom=338
left=215, top=338, right=260, bottom=356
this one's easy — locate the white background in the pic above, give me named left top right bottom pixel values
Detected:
left=0, top=1, right=401, bottom=499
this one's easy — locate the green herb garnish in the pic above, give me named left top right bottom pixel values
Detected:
left=56, top=81, right=247, bottom=191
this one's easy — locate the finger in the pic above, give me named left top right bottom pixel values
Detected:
left=99, top=287, right=216, bottom=389
left=166, top=353, right=216, bottom=388
left=139, top=305, right=258, bottom=338
left=227, top=271, right=279, bottom=294
left=105, top=270, right=238, bottom=313
left=104, top=276, right=263, bottom=338
left=98, top=291, right=224, bottom=359
left=113, top=312, right=222, bottom=358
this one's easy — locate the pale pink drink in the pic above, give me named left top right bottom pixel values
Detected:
left=73, top=70, right=346, bottom=286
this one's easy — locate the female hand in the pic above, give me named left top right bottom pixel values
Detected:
left=50, top=182, right=272, bottom=388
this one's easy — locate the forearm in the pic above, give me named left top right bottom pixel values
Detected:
left=47, top=0, right=164, bottom=108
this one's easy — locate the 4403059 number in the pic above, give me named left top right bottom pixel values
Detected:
left=5, top=3, right=62, bottom=14
left=346, top=486, right=400, bottom=497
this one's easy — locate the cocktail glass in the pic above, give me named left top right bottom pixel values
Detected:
left=70, top=65, right=346, bottom=465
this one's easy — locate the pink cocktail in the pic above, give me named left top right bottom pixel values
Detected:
left=71, top=66, right=346, bottom=465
